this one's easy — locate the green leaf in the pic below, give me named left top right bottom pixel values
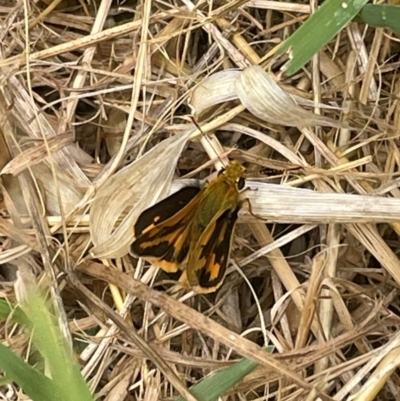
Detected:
left=0, top=374, right=11, bottom=386
left=278, top=0, right=369, bottom=75
left=360, top=4, right=400, bottom=33
left=20, top=290, right=95, bottom=401
left=0, top=299, right=30, bottom=325
left=0, top=342, right=59, bottom=401
left=174, top=346, right=274, bottom=401
left=0, top=293, right=94, bottom=401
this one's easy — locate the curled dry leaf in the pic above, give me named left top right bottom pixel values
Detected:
left=236, top=66, right=346, bottom=128
left=189, top=70, right=240, bottom=115
left=89, top=130, right=193, bottom=259
left=190, top=65, right=347, bottom=128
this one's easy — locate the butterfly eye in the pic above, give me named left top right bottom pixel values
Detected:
left=217, top=168, right=226, bottom=176
left=237, top=177, right=245, bottom=190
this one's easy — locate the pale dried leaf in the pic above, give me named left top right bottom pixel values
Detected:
left=104, top=366, right=135, bottom=401
left=189, top=70, right=240, bottom=116
left=14, top=259, right=38, bottom=306
left=89, top=130, right=193, bottom=258
left=2, top=163, right=84, bottom=217
left=241, top=181, right=400, bottom=224
left=0, top=74, right=91, bottom=186
left=1, top=133, right=74, bottom=176
left=190, top=66, right=348, bottom=128
left=236, top=66, right=347, bottom=128
left=31, top=164, right=85, bottom=215
left=0, top=216, right=41, bottom=251
left=0, top=246, right=31, bottom=265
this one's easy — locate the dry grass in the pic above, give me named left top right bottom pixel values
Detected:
left=1, top=0, right=400, bottom=400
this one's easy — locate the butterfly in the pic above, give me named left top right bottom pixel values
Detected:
left=130, top=161, right=246, bottom=293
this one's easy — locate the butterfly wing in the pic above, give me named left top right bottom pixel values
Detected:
left=183, top=206, right=240, bottom=293
left=131, top=186, right=201, bottom=272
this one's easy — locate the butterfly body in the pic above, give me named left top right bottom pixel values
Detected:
left=131, top=161, right=245, bottom=293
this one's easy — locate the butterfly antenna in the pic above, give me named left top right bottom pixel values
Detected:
left=190, top=116, right=228, bottom=170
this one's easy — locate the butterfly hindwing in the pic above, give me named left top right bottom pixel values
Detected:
left=185, top=206, right=240, bottom=293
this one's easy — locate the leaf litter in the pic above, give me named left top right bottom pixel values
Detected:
left=1, top=1, right=400, bottom=401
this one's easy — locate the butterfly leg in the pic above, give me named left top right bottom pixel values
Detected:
left=242, top=198, right=269, bottom=221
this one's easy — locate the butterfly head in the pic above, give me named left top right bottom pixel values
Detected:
left=217, top=161, right=246, bottom=190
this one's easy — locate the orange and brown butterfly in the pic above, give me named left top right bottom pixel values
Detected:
left=130, top=161, right=246, bottom=293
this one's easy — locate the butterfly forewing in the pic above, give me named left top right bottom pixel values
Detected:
left=134, top=186, right=201, bottom=236
left=131, top=186, right=201, bottom=272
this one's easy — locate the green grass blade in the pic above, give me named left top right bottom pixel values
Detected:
left=0, top=299, right=29, bottom=325
left=0, top=342, right=59, bottom=401
left=21, top=289, right=95, bottom=401
left=278, top=0, right=369, bottom=75
left=360, top=4, right=400, bottom=33
left=174, top=346, right=274, bottom=401
left=0, top=376, right=10, bottom=386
